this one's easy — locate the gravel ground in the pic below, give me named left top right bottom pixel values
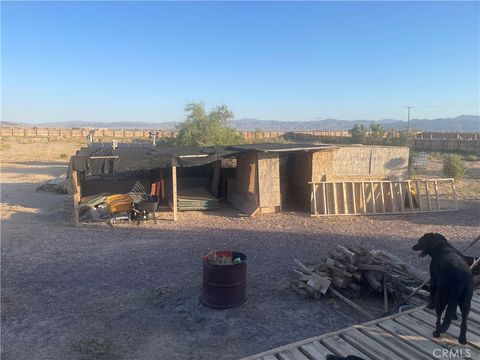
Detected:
left=1, top=161, right=479, bottom=360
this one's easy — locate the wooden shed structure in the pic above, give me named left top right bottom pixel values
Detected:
left=226, top=144, right=412, bottom=216
left=67, top=142, right=458, bottom=225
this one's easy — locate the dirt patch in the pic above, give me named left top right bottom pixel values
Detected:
left=1, top=153, right=479, bottom=360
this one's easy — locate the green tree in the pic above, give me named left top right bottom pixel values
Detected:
left=351, top=124, right=366, bottom=144
left=368, top=123, right=386, bottom=144
left=443, top=154, right=466, bottom=180
left=175, top=103, right=243, bottom=147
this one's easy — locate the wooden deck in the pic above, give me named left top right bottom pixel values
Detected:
left=241, top=290, right=480, bottom=360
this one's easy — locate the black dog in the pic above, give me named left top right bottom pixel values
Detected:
left=326, top=355, right=366, bottom=360
left=412, top=233, right=473, bottom=344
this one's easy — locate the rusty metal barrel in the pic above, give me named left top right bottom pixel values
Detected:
left=202, top=250, right=247, bottom=309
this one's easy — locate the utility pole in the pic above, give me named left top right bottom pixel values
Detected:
left=405, top=106, right=413, bottom=135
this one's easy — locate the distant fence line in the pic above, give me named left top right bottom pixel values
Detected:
left=407, top=138, right=480, bottom=155
left=2, top=127, right=479, bottom=154
left=414, top=131, right=479, bottom=140
left=0, top=127, right=351, bottom=140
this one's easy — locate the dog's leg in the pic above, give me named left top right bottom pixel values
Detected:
left=428, top=277, right=437, bottom=309
left=433, top=298, right=447, bottom=338
left=439, top=296, right=458, bottom=336
left=458, top=300, right=471, bottom=345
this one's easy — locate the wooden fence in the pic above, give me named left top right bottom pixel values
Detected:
left=309, top=178, right=458, bottom=216
left=407, top=138, right=480, bottom=155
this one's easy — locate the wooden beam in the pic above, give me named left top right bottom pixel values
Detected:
left=451, top=179, right=459, bottom=210
left=322, top=182, right=327, bottom=215
left=380, top=182, right=386, bottom=213
left=415, top=180, right=422, bottom=211
left=390, top=182, right=395, bottom=212
left=72, top=170, right=81, bottom=227
left=312, top=183, right=318, bottom=215
left=332, top=182, right=337, bottom=214
left=351, top=182, right=357, bottom=214
left=172, top=165, right=178, bottom=221
left=342, top=182, right=348, bottom=214
left=210, top=160, right=221, bottom=197
left=361, top=182, right=366, bottom=213
left=425, top=181, right=432, bottom=210
left=434, top=180, right=440, bottom=210
left=398, top=182, right=405, bottom=212
left=407, top=180, right=414, bottom=212
left=370, top=182, right=376, bottom=213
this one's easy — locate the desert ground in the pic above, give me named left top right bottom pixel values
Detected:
left=1, top=139, right=479, bottom=360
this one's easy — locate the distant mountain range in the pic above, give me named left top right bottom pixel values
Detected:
left=2, top=115, right=479, bottom=132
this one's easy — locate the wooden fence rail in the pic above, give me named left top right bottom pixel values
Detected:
left=309, top=178, right=458, bottom=216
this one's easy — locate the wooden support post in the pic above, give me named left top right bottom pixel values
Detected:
left=451, top=180, right=459, bottom=210
left=415, top=181, right=422, bottom=211
left=434, top=180, right=440, bottom=210
left=342, top=182, right=347, bottom=214
left=351, top=182, right=356, bottom=214
left=210, top=160, right=221, bottom=197
left=172, top=165, right=178, bottom=221
left=361, top=182, right=366, bottom=213
left=312, top=183, right=318, bottom=215
left=425, top=181, right=432, bottom=210
left=322, top=182, right=327, bottom=215
left=407, top=180, right=414, bottom=212
left=380, top=182, right=385, bottom=213
left=398, top=182, right=405, bottom=212
left=332, top=182, right=337, bottom=214
left=72, top=170, right=81, bottom=227
left=390, top=182, right=395, bottom=212
left=370, top=182, right=376, bottom=213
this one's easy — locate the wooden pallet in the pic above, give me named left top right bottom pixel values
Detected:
left=309, top=178, right=458, bottom=216
left=241, top=291, right=480, bottom=360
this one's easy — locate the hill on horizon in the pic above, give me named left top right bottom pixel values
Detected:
left=1, top=115, right=479, bottom=132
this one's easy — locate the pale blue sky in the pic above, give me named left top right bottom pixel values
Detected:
left=1, top=1, right=479, bottom=123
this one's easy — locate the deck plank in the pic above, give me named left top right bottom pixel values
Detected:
left=410, top=310, right=480, bottom=349
left=277, top=348, right=310, bottom=360
left=321, top=335, right=373, bottom=359
left=358, top=324, right=431, bottom=360
left=261, top=356, right=279, bottom=360
left=341, top=328, right=404, bottom=360
left=240, top=293, right=480, bottom=360
left=393, top=314, right=480, bottom=358
left=377, top=319, right=450, bottom=359
left=299, top=340, right=334, bottom=360
left=423, top=308, right=480, bottom=335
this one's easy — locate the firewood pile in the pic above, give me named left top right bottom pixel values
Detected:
left=291, top=245, right=431, bottom=309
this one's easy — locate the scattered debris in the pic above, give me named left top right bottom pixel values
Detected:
left=291, top=245, right=430, bottom=312
left=36, top=176, right=67, bottom=193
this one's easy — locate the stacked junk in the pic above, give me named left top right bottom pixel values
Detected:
left=291, top=245, right=431, bottom=318
left=292, top=242, right=480, bottom=318
left=78, top=181, right=160, bottom=224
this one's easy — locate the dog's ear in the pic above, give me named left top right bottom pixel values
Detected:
left=428, top=233, right=449, bottom=251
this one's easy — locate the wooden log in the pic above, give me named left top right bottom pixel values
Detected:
left=335, top=245, right=358, bottom=264
left=293, top=259, right=312, bottom=275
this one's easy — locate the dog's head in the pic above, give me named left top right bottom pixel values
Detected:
left=412, top=233, right=449, bottom=257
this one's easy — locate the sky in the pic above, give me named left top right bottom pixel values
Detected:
left=1, top=1, right=479, bottom=124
